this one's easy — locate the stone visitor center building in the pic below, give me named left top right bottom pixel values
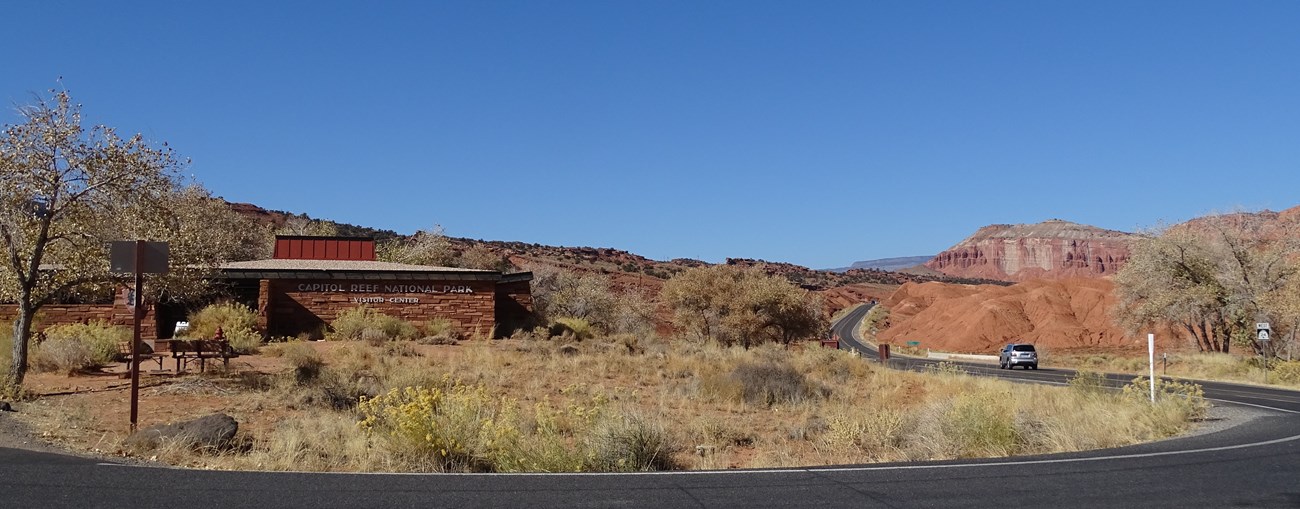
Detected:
left=2, top=236, right=534, bottom=340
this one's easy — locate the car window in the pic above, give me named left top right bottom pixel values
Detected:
left=1012, top=345, right=1035, bottom=352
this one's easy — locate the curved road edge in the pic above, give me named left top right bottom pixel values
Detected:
left=0, top=304, right=1296, bottom=508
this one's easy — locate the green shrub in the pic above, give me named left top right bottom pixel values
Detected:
left=549, top=317, right=594, bottom=341
left=1, top=321, right=12, bottom=380
left=925, top=361, right=967, bottom=376
left=281, top=342, right=324, bottom=384
left=1123, top=376, right=1209, bottom=421
left=1270, top=361, right=1300, bottom=386
left=702, top=361, right=827, bottom=406
left=329, top=307, right=419, bottom=342
left=1067, top=370, right=1110, bottom=396
left=358, top=383, right=519, bottom=472
left=223, top=327, right=263, bottom=354
left=417, top=318, right=461, bottom=345
left=384, top=341, right=420, bottom=357
left=295, top=370, right=381, bottom=411
left=356, top=380, right=657, bottom=473
left=938, top=391, right=1019, bottom=457
left=822, top=409, right=908, bottom=458
left=586, top=413, right=680, bottom=472
left=189, top=302, right=262, bottom=353
left=33, top=321, right=127, bottom=375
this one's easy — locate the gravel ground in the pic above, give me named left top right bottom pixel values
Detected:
left=0, top=401, right=70, bottom=454
left=1182, top=402, right=1271, bottom=438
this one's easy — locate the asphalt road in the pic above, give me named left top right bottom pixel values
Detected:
left=3, top=304, right=1299, bottom=508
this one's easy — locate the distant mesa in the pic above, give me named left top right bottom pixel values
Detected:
left=925, top=220, right=1136, bottom=282
left=828, top=256, right=934, bottom=273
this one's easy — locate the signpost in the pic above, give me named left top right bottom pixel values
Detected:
left=1257, top=323, right=1271, bottom=383
left=1148, top=333, right=1156, bottom=404
left=109, top=241, right=168, bottom=431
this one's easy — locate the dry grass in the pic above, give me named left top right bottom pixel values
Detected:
left=12, top=334, right=1206, bottom=472
left=1050, top=351, right=1300, bottom=389
left=1, top=320, right=12, bottom=382
left=33, top=322, right=127, bottom=375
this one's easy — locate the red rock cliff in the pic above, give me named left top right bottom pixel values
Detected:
left=925, top=220, right=1135, bottom=282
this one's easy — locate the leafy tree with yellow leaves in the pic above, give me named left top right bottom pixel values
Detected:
left=0, top=88, right=263, bottom=390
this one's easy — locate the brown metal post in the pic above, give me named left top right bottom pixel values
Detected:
left=129, top=240, right=143, bottom=432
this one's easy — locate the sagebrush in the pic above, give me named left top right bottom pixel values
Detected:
left=330, top=306, right=419, bottom=342
left=33, top=321, right=127, bottom=375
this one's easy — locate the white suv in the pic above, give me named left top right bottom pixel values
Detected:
left=999, top=344, right=1038, bottom=370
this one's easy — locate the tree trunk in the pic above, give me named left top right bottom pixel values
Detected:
left=1185, top=322, right=1206, bottom=352
left=4, top=300, right=35, bottom=391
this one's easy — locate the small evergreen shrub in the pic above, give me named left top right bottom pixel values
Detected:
left=587, top=413, right=680, bottom=472
left=417, top=318, right=461, bottom=345
left=0, top=321, right=11, bottom=380
left=549, top=317, right=594, bottom=341
left=329, top=307, right=419, bottom=342
left=1123, top=376, right=1209, bottom=421
left=702, top=361, right=827, bottom=406
left=358, top=382, right=519, bottom=472
left=1270, top=361, right=1300, bottom=385
left=280, top=342, right=324, bottom=384
left=1067, top=370, right=1110, bottom=396
left=189, top=302, right=262, bottom=353
left=34, top=321, right=128, bottom=375
left=938, top=391, right=1019, bottom=457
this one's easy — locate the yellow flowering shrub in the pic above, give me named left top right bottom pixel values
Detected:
left=356, top=378, right=669, bottom=473
left=358, top=381, right=520, bottom=472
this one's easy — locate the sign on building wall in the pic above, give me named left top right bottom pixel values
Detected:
left=294, top=283, right=475, bottom=294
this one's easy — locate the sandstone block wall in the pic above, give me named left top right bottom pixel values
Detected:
left=263, top=279, right=497, bottom=339
left=0, top=287, right=157, bottom=339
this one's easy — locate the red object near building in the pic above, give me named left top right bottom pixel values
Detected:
left=274, top=236, right=376, bottom=261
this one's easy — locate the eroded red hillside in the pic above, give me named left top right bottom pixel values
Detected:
left=878, top=278, right=1176, bottom=354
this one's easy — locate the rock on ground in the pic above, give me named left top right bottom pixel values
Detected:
left=123, top=413, right=238, bottom=453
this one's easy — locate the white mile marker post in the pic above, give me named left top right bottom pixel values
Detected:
left=1148, top=333, right=1156, bottom=404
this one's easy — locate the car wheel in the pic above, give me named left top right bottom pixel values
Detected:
left=1031, top=364, right=1038, bottom=370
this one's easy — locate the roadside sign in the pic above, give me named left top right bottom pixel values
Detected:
left=1257, top=323, right=1271, bottom=331
left=108, top=240, right=170, bottom=434
left=110, top=241, right=169, bottom=274
left=1259, top=330, right=1270, bottom=342
left=906, top=341, right=921, bottom=347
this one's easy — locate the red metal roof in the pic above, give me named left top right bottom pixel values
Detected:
left=273, top=236, right=376, bottom=261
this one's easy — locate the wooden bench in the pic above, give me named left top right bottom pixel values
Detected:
left=118, top=341, right=167, bottom=373
left=169, top=339, right=238, bottom=373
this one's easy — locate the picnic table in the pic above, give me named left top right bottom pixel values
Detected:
left=119, top=340, right=167, bottom=372
left=168, top=338, right=238, bottom=373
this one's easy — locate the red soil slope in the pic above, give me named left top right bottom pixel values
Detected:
left=820, top=283, right=899, bottom=318
left=878, top=278, right=1175, bottom=354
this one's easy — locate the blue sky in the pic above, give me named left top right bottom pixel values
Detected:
left=3, top=1, right=1298, bottom=268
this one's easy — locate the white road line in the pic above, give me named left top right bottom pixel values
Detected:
left=95, top=397, right=1299, bottom=478
left=95, top=427, right=1300, bottom=477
